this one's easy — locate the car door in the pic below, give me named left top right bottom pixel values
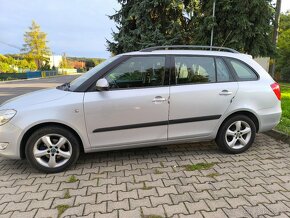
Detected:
left=168, top=55, right=239, bottom=140
left=84, top=55, right=170, bottom=148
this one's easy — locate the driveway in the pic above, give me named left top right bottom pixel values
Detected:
left=0, top=76, right=289, bottom=218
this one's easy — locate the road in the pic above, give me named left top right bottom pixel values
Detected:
left=0, top=75, right=78, bottom=104
left=0, top=76, right=290, bottom=217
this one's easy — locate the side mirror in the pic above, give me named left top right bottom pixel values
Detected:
left=96, top=78, right=109, bottom=91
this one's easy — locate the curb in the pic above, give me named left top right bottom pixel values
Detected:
left=264, top=129, right=290, bottom=145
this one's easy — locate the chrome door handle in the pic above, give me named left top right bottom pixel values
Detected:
left=152, top=96, right=167, bottom=104
left=219, top=90, right=233, bottom=95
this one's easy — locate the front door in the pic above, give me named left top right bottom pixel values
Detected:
left=168, top=55, right=239, bottom=140
left=84, top=56, right=170, bottom=148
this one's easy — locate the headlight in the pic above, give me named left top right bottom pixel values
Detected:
left=0, top=110, right=17, bottom=126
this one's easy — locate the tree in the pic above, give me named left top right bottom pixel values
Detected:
left=108, top=0, right=274, bottom=57
left=85, top=59, right=95, bottom=70
left=0, top=54, right=37, bottom=73
left=22, top=21, right=50, bottom=69
left=276, top=13, right=290, bottom=81
left=197, top=0, right=274, bottom=57
left=59, top=53, right=71, bottom=68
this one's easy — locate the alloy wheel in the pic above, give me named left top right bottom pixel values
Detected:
left=225, top=120, right=252, bottom=150
left=33, top=134, right=72, bottom=168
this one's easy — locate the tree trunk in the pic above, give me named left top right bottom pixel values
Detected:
left=269, top=0, right=282, bottom=78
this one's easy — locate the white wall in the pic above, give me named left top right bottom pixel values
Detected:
left=254, top=57, right=270, bottom=72
left=49, top=55, right=62, bottom=68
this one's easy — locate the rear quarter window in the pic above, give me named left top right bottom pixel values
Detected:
left=228, top=58, right=258, bottom=81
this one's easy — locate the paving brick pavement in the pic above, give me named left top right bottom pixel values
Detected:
left=0, top=134, right=288, bottom=217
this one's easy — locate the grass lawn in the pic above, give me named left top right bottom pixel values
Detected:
left=275, top=83, right=290, bottom=135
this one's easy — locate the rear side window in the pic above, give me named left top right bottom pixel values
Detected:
left=229, top=59, right=258, bottom=81
left=174, top=56, right=216, bottom=84
left=216, top=58, right=233, bottom=82
left=105, top=56, right=166, bottom=89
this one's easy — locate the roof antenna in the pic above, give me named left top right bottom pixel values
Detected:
left=219, top=31, right=232, bottom=51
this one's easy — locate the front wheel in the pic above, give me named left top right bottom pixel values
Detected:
left=25, top=126, right=80, bottom=173
left=216, top=115, right=256, bottom=154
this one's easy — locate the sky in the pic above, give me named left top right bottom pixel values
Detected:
left=0, top=0, right=120, bottom=58
left=0, top=0, right=289, bottom=58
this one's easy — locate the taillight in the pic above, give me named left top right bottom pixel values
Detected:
left=270, top=82, right=281, bottom=100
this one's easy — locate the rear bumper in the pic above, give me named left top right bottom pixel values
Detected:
left=0, top=122, right=22, bottom=159
left=258, top=107, right=281, bottom=133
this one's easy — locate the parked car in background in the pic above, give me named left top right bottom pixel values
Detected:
left=0, top=46, right=281, bottom=173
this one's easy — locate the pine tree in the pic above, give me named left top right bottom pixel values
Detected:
left=108, top=0, right=274, bottom=57
left=22, top=21, right=51, bottom=69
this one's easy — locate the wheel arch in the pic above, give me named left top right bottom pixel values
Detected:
left=20, top=122, right=84, bottom=159
left=218, top=110, right=260, bottom=135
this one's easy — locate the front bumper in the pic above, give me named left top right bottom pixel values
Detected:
left=0, top=122, right=22, bottom=159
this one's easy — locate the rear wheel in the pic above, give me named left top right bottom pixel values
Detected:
left=25, top=126, right=80, bottom=173
left=216, top=115, right=256, bottom=154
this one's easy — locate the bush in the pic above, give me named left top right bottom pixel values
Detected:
left=281, top=65, right=290, bottom=82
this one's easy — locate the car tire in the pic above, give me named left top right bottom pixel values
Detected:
left=216, top=115, right=256, bottom=154
left=25, top=125, right=80, bottom=173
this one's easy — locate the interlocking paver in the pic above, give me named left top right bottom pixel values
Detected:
left=95, top=210, right=118, bottom=218
left=27, top=198, right=53, bottom=210
left=119, top=208, right=141, bottom=218
left=97, top=191, right=117, bottom=203
left=243, top=204, right=273, bottom=217
left=164, top=202, right=188, bottom=216
left=84, top=202, right=106, bottom=215
left=141, top=205, right=165, bottom=217
left=118, top=189, right=138, bottom=200
left=170, top=193, right=193, bottom=204
left=52, top=197, right=75, bottom=208
left=2, top=201, right=30, bottom=214
left=150, top=194, right=172, bottom=207
left=185, top=200, right=210, bottom=213
left=130, top=197, right=151, bottom=210
left=0, top=193, right=25, bottom=204
left=75, top=194, right=96, bottom=205
left=206, top=198, right=231, bottom=211
left=10, top=209, right=37, bottom=218
left=157, top=186, right=178, bottom=196
left=202, top=208, right=227, bottom=218
left=35, top=208, right=58, bottom=218
left=265, top=201, right=290, bottom=215
left=223, top=207, right=251, bottom=218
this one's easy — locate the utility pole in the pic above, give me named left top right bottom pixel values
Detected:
left=269, top=0, right=282, bottom=77
left=210, top=0, right=216, bottom=49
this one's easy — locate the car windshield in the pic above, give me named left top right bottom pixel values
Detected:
left=67, top=55, right=121, bottom=91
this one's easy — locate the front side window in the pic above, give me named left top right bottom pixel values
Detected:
left=229, top=59, right=258, bottom=81
left=105, top=56, right=166, bottom=89
left=174, top=56, right=216, bottom=84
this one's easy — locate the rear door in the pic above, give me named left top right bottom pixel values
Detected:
left=168, top=55, right=239, bottom=140
left=84, top=55, right=170, bottom=148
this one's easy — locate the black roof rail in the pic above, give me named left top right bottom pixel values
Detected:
left=139, top=45, right=239, bottom=53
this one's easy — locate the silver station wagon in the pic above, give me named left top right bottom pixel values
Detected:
left=0, top=46, right=281, bottom=173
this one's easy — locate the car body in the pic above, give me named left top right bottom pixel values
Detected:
left=0, top=46, right=281, bottom=173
